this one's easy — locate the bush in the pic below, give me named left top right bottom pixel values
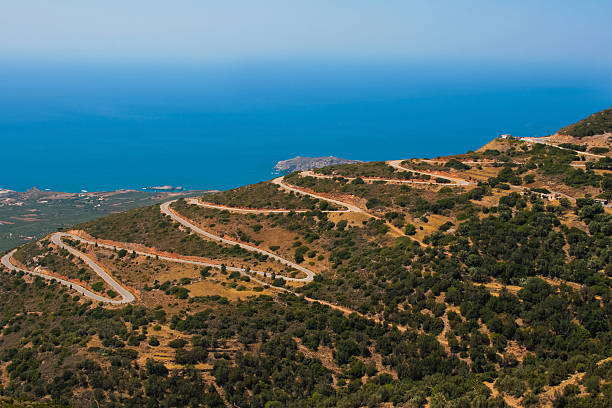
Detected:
left=405, top=224, right=416, bottom=235
left=439, top=221, right=454, bottom=232
left=200, top=267, right=212, bottom=278
left=168, top=339, right=188, bottom=349
left=294, top=246, right=309, bottom=263
left=587, top=157, right=612, bottom=170
left=445, top=159, right=471, bottom=170
left=559, top=143, right=587, bottom=151
left=589, top=146, right=609, bottom=154
left=91, top=282, right=104, bottom=292
left=168, top=286, right=190, bottom=299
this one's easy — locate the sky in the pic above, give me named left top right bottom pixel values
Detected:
left=1, top=1, right=611, bottom=65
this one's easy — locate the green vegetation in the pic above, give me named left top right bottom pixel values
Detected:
left=559, top=143, right=587, bottom=151
left=590, top=146, right=610, bottom=155
left=0, top=190, right=203, bottom=252
left=2, top=111, right=612, bottom=407
left=479, top=143, right=612, bottom=195
left=204, top=181, right=336, bottom=210
left=0, top=397, right=63, bottom=407
left=77, top=204, right=252, bottom=260
left=0, top=272, right=224, bottom=406
left=13, top=240, right=110, bottom=293
left=559, top=107, right=612, bottom=137
left=445, top=159, right=471, bottom=170
left=314, top=161, right=417, bottom=180
left=588, top=157, right=612, bottom=170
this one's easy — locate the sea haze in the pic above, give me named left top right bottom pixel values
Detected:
left=1, top=60, right=611, bottom=192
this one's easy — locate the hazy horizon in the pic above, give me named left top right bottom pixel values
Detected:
left=2, top=1, right=611, bottom=65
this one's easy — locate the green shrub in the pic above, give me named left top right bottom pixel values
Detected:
left=405, top=224, right=416, bottom=235
left=168, top=339, right=188, bottom=349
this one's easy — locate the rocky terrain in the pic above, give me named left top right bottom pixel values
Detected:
left=274, top=155, right=361, bottom=173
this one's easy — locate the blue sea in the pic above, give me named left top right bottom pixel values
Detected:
left=1, top=60, right=611, bottom=192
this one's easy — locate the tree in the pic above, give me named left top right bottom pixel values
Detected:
left=405, top=224, right=417, bottom=235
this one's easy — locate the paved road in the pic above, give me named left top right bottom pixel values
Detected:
left=272, top=176, right=410, bottom=238
left=301, top=168, right=472, bottom=187
left=387, top=160, right=475, bottom=186
left=51, top=233, right=136, bottom=303
left=0, top=167, right=458, bottom=329
left=300, top=170, right=451, bottom=186
left=161, top=201, right=315, bottom=282
left=1, top=233, right=135, bottom=304
left=0, top=227, right=401, bottom=329
left=1, top=197, right=322, bottom=305
left=271, top=177, right=363, bottom=213
left=2, top=156, right=535, bottom=306
left=1, top=229, right=303, bottom=303
left=519, top=137, right=607, bottom=158
left=188, top=197, right=348, bottom=214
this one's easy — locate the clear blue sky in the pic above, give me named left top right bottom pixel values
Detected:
left=1, top=0, right=611, bottom=65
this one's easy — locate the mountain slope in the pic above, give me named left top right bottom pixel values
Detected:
left=0, top=110, right=611, bottom=407
left=559, top=107, right=612, bottom=138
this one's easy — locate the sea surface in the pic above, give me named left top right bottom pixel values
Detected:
left=1, top=60, right=611, bottom=192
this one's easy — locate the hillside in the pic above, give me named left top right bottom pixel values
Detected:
left=0, top=188, right=208, bottom=251
left=559, top=107, right=612, bottom=138
left=1, top=112, right=611, bottom=407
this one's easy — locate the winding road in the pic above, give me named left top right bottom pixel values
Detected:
left=1, top=229, right=304, bottom=304
left=0, top=195, right=326, bottom=304
left=519, top=137, right=607, bottom=158
left=2, top=147, right=588, bottom=305
left=271, top=176, right=363, bottom=212
left=387, top=160, right=475, bottom=186
left=2, top=165, right=467, bottom=305
left=160, top=200, right=315, bottom=282
left=273, top=176, right=411, bottom=237
left=188, top=197, right=349, bottom=214
left=2, top=232, right=135, bottom=304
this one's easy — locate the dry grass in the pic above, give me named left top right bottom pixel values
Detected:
left=72, top=243, right=277, bottom=307
left=505, top=340, right=529, bottom=363
left=326, top=211, right=370, bottom=227
left=294, top=337, right=339, bottom=374
left=125, top=323, right=211, bottom=371
left=168, top=207, right=324, bottom=276
left=411, top=213, right=454, bottom=241
left=484, top=382, right=522, bottom=408
left=184, top=279, right=271, bottom=301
